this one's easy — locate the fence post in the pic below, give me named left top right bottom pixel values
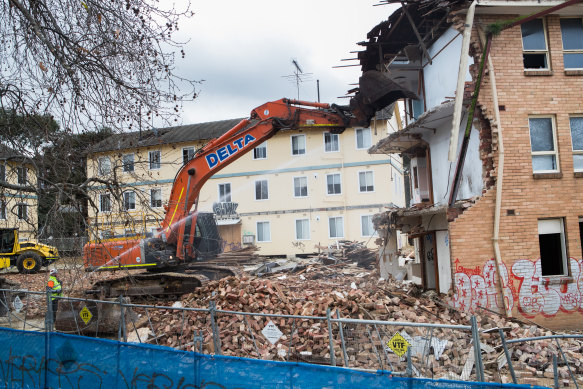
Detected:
left=45, top=289, right=53, bottom=332
left=470, top=315, right=484, bottom=381
left=498, top=329, right=517, bottom=384
left=406, top=348, right=412, bottom=377
left=118, top=296, right=127, bottom=342
left=44, top=289, right=52, bottom=389
left=553, top=354, right=559, bottom=389
left=326, top=308, right=336, bottom=366
left=336, top=309, right=348, bottom=367
left=209, top=301, right=221, bottom=355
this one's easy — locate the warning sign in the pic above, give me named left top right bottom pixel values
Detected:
left=79, top=306, right=92, bottom=325
left=387, top=332, right=411, bottom=357
left=261, top=320, right=283, bottom=345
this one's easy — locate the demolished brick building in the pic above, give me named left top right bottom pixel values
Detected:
left=366, top=0, right=583, bottom=330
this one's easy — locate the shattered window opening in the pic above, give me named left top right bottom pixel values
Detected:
left=529, top=117, right=559, bottom=173
left=521, top=19, right=549, bottom=70
left=538, top=218, right=568, bottom=277
left=570, top=116, right=583, bottom=171
left=561, top=18, right=583, bottom=69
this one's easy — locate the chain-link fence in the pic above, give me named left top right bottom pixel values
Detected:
left=1, top=287, right=581, bottom=387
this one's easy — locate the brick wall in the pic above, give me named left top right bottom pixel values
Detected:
left=448, top=13, right=583, bottom=330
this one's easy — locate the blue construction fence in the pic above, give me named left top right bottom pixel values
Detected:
left=0, top=327, right=546, bottom=389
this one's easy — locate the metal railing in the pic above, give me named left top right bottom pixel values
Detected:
left=0, top=287, right=581, bottom=386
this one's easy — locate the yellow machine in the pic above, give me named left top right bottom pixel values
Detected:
left=0, top=228, right=59, bottom=273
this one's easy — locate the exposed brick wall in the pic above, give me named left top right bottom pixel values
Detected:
left=448, top=13, right=583, bottom=330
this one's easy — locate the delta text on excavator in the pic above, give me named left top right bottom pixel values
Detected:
left=81, top=70, right=416, bottom=299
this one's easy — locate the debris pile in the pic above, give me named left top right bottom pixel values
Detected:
left=316, top=241, right=378, bottom=269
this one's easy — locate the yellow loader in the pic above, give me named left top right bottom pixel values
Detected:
left=0, top=228, right=59, bottom=273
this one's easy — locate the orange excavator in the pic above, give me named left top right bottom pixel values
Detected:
left=81, top=70, right=415, bottom=299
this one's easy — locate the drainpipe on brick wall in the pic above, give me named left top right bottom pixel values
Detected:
left=478, top=28, right=511, bottom=318
left=448, top=0, right=476, bottom=163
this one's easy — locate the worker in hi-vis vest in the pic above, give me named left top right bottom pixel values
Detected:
left=47, top=268, right=62, bottom=321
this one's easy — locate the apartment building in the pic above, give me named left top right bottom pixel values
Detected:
left=364, top=0, right=583, bottom=329
left=86, top=108, right=404, bottom=256
left=0, top=145, right=38, bottom=240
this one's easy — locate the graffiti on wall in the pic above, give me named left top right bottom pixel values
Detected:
left=450, top=259, right=514, bottom=313
left=450, top=257, right=583, bottom=318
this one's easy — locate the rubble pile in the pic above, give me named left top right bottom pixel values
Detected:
left=316, top=241, right=378, bottom=269
left=142, top=265, right=583, bottom=384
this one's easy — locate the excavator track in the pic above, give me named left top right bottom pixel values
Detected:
left=84, top=265, right=240, bottom=300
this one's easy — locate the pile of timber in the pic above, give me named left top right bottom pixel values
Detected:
left=317, top=241, right=378, bottom=269
left=142, top=267, right=583, bottom=385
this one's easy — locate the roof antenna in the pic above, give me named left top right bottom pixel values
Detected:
left=282, top=59, right=313, bottom=100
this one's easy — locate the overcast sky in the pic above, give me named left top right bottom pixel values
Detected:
left=170, top=1, right=398, bottom=125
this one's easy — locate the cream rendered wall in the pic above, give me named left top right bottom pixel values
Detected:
left=87, top=117, right=404, bottom=256
left=0, top=162, right=38, bottom=240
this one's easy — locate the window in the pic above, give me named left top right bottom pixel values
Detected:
left=361, top=215, right=376, bottom=237
left=324, top=132, right=339, bottom=152
left=326, top=173, right=341, bottom=195
left=257, top=221, right=271, bottom=242
left=359, top=171, right=374, bottom=192
left=123, top=191, right=136, bottom=210
left=218, top=183, right=231, bottom=202
left=0, top=202, right=5, bottom=219
left=98, top=157, right=111, bottom=175
left=100, top=193, right=111, bottom=213
left=291, top=135, right=306, bottom=155
left=122, top=153, right=134, bottom=173
left=0, top=164, right=5, bottom=182
left=560, top=18, right=583, bottom=69
left=293, top=176, right=308, bottom=197
left=521, top=19, right=549, bottom=70
left=570, top=116, right=583, bottom=171
left=253, top=142, right=267, bottom=159
left=183, top=147, right=195, bottom=165
left=17, top=166, right=27, bottom=185
left=17, top=204, right=27, bottom=221
left=529, top=117, right=558, bottom=172
left=149, top=150, right=161, bottom=170
left=255, top=179, right=268, bottom=200
left=538, top=219, right=567, bottom=276
left=151, top=188, right=162, bottom=208
left=329, top=216, right=344, bottom=238
left=295, top=219, right=310, bottom=240
left=356, top=128, right=372, bottom=149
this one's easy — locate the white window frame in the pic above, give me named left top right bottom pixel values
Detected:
left=98, top=156, right=111, bottom=175
left=538, top=218, right=568, bottom=277
left=328, top=216, right=344, bottom=239
left=293, top=176, right=308, bottom=198
left=324, top=132, right=340, bottom=153
left=218, top=183, right=232, bottom=202
left=358, top=170, right=375, bottom=193
left=17, top=166, right=27, bottom=185
left=295, top=218, right=310, bottom=240
left=17, top=203, right=27, bottom=221
left=570, top=115, right=583, bottom=172
left=291, top=134, right=306, bottom=156
left=355, top=128, right=372, bottom=150
left=182, top=147, right=195, bottom=165
left=100, top=193, right=111, bottom=213
left=521, top=18, right=550, bottom=70
left=253, top=142, right=267, bottom=160
left=361, top=214, right=377, bottom=237
left=326, top=173, right=342, bottom=195
left=123, top=191, right=136, bottom=211
left=560, top=17, right=583, bottom=70
left=254, top=179, right=269, bottom=201
left=529, top=116, right=559, bottom=173
left=149, top=150, right=161, bottom=170
left=122, top=153, right=134, bottom=173
left=256, top=221, right=271, bottom=242
left=150, top=188, right=162, bottom=208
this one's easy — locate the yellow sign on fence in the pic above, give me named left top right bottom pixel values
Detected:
left=79, top=306, right=93, bottom=325
left=387, top=332, right=411, bottom=357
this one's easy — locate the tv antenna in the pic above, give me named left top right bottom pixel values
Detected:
left=282, top=59, right=313, bottom=100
